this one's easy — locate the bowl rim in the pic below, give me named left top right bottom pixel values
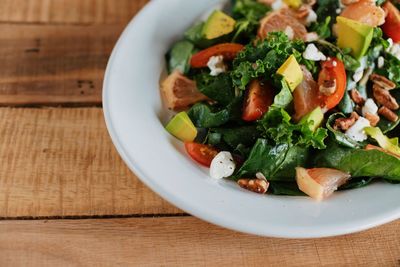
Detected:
left=103, top=0, right=400, bottom=238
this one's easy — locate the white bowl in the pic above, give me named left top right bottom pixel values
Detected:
left=103, top=0, right=400, bottom=238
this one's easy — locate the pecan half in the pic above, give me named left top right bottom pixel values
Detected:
left=373, top=84, right=399, bottom=110
left=378, top=106, right=399, bottom=122
left=319, top=79, right=337, bottom=96
left=364, top=112, right=380, bottom=127
left=370, top=73, right=396, bottom=90
left=238, top=179, right=269, bottom=194
left=350, top=88, right=365, bottom=105
left=334, top=112, right=359, bottom=131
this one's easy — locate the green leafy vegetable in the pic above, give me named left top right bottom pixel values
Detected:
left=326, top=113, right=363, bottom=148
left=269, top=182, right=305, bottom=196
left=376, top=53, right=400, bottom=87
left=209, top=126, right=261, bottom=148
left=308, top=16, right=332, bottom=40
left=339, top=177, right=375, bottom=190
left=188, top=103, right=230, bottom=128
left=167, top=41, right=194, bottom=74
left=366, top=28, right=390, bottom=66
left=272, top=78, right=293, bottom=109
left=316, top=40, right=360, bottom=71
left=314, top=0, right=340, bottom=26
left=258, top=107, right=328, bottom=149
left=194, top=72, right=235, bottom=106
left=314, top=141, right=400, bottom=181
left=231, top=32, right=313, bottom=90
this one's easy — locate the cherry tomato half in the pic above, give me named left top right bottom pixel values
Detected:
left=382, top=1, right=400, bottom=43
left=190, top=43, right=244, bottom=68
left=318, top=57, right=347, bottom=110
left=242, top=80, right=274, bottom=121
left=184, top=142, right=219, bottom=167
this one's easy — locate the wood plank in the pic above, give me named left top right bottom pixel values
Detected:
left=0, top=108, right=180, bottom=217
left=0, top=217, right=399, bottom=266
left=0, top=24, right=123, bottom=106
left=0, top=0, right=148, bottom=25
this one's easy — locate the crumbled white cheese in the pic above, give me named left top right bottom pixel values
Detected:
left=209, top=152, right=235, bottom=179
left=387, top=38, right=394, bottom=50
left=207, top=55, right=226, bottom=76
left=305, top=9, right=317, bottom=25
left=305, top=32, right=319, bottom=42
left=388, top=43, right=400, bottom=60
left=345, top=117, right=371, bottom=142
left=256, top=172, right=267, bottom=181
left=284, top=26, right=294, bottom=40
left=377, top=56, right=385, bottom=68
left=303, top=44, right=327, bottom=61
left=352, top=56, right=367, bottom=83
left=271, top=0, right=283, bottom=10
left=362, top=98, right=379, bottom=116
left=332, top=60, right=338, bottom=67
left=336, top=8, right=342, bottom=14
left=346, top=79, right=357, bottom=91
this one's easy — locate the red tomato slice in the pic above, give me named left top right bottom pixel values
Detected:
left=242, top=80, right=274, bottom=122
left=184, top=142, right=219, bottom=167
left=382, top=1, right=400, bottom=43
left=318, top=58, right=347, bottom=110
left=190, top=43, right=245, bottom=68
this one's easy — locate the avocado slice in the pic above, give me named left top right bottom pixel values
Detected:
left=165, top=112, right=197, bottom=142
left=276, top=55, right=303, bottom=92
left=364, top=127, right=400, bottom=156
left=299, top=107, right=324, bottom=132
left=336, top=16, right=374, bottom=60
left=202, top=10, right=236, bottom=40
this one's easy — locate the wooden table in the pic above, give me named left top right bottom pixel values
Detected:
left=0, top=1, right=399, bottom=266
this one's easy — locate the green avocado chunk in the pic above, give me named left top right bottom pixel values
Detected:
left=336, top=16, right=374, bottom=60
left=165, top=112, right=197, bottom=142
left=202, top=10, right=236, bottom=40
left=299, top=107, right=324, bottom=132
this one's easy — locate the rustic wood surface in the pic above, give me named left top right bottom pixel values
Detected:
left=0, top=0, right=399, bottom=266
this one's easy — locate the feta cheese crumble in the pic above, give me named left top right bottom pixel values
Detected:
left=305, top=9, right=317, bottom=25
left=377, top=56, right=385, bottom=68
left=362, top=98, right=378, bottom=116
left=271, top=0, right=283, bottom=10
left=303, top=44, right=327, bottom=61
left=345, top=117, right=371, bottom=142
left=352, top=56, right=367, bottom=83
left=207, top=55, right=226, bottom=76
left=305, top=32, right=319, bottom=42
left=209, top=152, right=235, bottom=179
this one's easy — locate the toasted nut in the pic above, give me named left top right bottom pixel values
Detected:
left=238, top=178, right=269, bottom=194
left=370, top=73, right=396, bottom=90
left=350, top=89, right=365, bottom=105
left=334, top=112, right=359, bottom=131
left=373, top=84, right=399, bottom=110
left=319, top=79, right=337, bottom=96
left=364, top=112, right=380, bottom=126
left=378, top=106, right=399, bottom=122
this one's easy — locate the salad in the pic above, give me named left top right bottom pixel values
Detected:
left=161, top=0, right=400, bottom=200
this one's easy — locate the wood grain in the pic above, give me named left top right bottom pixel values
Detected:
left=0, top=24, right=125, bottom=106
left=0, top=0, right=148, bottom=25
left=0, top=108, right=180, bottom=217
left=0, top=217, right=399, bottom=266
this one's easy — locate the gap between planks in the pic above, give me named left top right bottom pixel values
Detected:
left=0, top=107, right=181, bottom=218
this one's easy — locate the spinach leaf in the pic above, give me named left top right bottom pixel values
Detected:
left=326, top=113, right=363, bottom=148
left=314, top=141, right=400, bottom=181
left=339, top=177, right=375, bottom=190
left=377, top=89, right=400, bottom=133
left=184, top=22, right=205, bottom=46
left=188, top=103, right=230, bottom=128
left=194, top=72, right=235, bottom=106
left=269, top=182, right=305, bottom=196
left=272, top=145, right=310, bottom=181
left=314, top=0, right=340, bottom=25
left=167, top=40, right=194, bottom=74
left=258, top=107, right=328, bottom=149
left=234, top=139, right=290, bottom=180
left=232, top=0, right=270, bottom=21
left=210, top=126, right=261, bottom=148
left=366, top=28, right=390, bottom=66
left=308, top=16, right=332, bottom=40
left=338, top=90, right=355, bottom=115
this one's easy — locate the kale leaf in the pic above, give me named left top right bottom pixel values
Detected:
left=194, top=72, right=235, bottom=106
left=258, top=107, right=328, bottom=149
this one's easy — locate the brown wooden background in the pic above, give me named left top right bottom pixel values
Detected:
left=0, top=0, right=399, bottom=266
